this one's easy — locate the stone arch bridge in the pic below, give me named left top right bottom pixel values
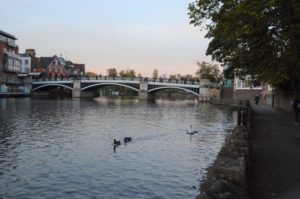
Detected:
left=32, top=77, right=216, bottom=101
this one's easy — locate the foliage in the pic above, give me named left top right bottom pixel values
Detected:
left=188, top=0, right=300, bottom=91
left=85, top=72, right=97, bottom=77
left=169, top=74, right=177, bottom=80
left=125, top=69, right=136, bottom=78
left=107, top=68, right=118, bottom=77
left=182, top=74, right=194, bottom=81
left=119, top=69, right=136, bottom=78
left=152, top=69, right=159, bottom=79
left=119, top=70, right=126, bottom=77
left=196, top=61, right=221, bottom=82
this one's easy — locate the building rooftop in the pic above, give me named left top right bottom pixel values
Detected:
left=0, top=29, right=17, bottom=40
left=40, top=56, right=56, bottom=67
left=19, top=53, right=30, bottom=57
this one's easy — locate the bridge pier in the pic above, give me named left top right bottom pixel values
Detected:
left=139, top=81, right=154, bottom=100
left=199, top=79, right=211, bottom=102
left=72, top=80, right=81, bottom=98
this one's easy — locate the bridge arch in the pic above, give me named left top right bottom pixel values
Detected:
left=32, top=84, right=73, bottom=92
left=148, top=86, right=199, bottom=96
left=81, top=83, right=140, bottom=92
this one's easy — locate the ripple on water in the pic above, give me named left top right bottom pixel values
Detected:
left=0, top=98, right=236, bottom=199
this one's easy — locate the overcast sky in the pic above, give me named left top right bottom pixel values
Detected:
left=1, top=0, right=213, bottom=76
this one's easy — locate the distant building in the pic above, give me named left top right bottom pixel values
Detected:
left=222, top=64, right=233, bottom=88
left=25, top=49, right=39, bottom=69
left=65, top=61, right=85, bottom=77
left=19, top=53, right=31, bottom=73
left=233, top=76, right=274, bottom=105
left=0, top=30, right=22, bottom=93
left=27, top=49, right=85, bottom=78
left=17, top=53, right=32, bottom=93
left=220, top=64, right=234, bottom=99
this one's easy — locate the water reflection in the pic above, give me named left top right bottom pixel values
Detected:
left=0, top=98, right=236, bottom=199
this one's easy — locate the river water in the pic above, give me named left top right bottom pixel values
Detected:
left=0, top=98, right=236, bottom=199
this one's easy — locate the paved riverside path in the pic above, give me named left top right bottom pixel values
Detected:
left=248, top=105, right=300, bottom=199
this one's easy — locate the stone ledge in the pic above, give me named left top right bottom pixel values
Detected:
left=196, top=126, right=250, bottom=199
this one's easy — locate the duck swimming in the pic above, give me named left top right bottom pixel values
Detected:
left=113, top=139, right=121, bottom=145
left=124, top=137, right=132, bottom=143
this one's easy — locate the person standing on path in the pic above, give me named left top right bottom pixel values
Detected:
left=292, top=94, right=300, bottom=125
left=255, top=94, right=260, bottom=105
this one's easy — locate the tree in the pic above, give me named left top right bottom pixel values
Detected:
left=118, top=68, right=136, bottom=78
left=182, top=74, right=193, bottom=81
left=107, top=68, right=118, bottom=77
left=85, top=72, right=97, bottom=77
left=188, top=0, right=300, bottom=91
left=152, top=69, right=159, bottom=79
left=169, top=74, right=177, bottom=80
left=119, top=70, right=126, bottom=77
left=196, top=61, right=221, bottom=82
left=125, top=69, right=136, bottom=78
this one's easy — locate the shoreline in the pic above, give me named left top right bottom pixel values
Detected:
left=196, top=100, right=250, bottom=199
left=0, top=93, right=30, bottom=98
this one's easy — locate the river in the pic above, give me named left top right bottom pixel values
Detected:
left=0, top=98, right=236, bottom=199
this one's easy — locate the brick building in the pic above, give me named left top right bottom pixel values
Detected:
left=28, top=49, right=85, bottom=78
left=0, top=30, right=22, bottom=93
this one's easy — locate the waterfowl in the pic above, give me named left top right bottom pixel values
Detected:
left=124, top=137, right=132, bottom=143
left=113, top=139, right=121, bottom=145
left=186, top=125, right=198, bottom=135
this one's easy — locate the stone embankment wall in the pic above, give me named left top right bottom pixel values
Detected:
left=196, top=104, right=250, bottom=199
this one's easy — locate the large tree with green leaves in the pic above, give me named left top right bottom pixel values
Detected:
left=188, top=0, right=300, bottom=91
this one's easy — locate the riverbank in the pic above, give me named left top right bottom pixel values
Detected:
left=196, top=127, right=250, bottom=199
left=197, top=102, right=300, bottom=199
left=0, top=93, right=30, bottom=98
left=196, top=102, right=250, bottom=199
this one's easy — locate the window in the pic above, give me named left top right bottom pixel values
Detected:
left=235, top=77, right=262, bottom=90
left=25, top=60, right=29, bottom=65
left=8, top=58, right=13, bottom=66
left=0, top=35, right=8, bottom=42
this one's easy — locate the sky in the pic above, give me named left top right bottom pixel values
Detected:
left=1, top=0, right=213, bottom=77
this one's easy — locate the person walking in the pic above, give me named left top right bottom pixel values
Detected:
left=255, top=95, right=260, bottom=105
left=292, top=95, right=300, bottom=125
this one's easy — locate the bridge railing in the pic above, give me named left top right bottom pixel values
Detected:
left=32, top=77, right=75, bottom=82
left=80, top=76, right=141, bottom=81
left=146, top=78, right=200, bottom=85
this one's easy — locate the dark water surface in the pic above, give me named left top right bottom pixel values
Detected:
left=0, top=98, right=236, bottom=199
